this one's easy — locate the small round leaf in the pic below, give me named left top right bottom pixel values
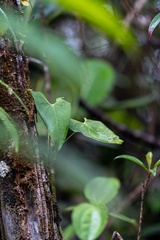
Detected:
left=84, top=177, right=120, bottom=205
left=72, top=203, right=108, bottom=240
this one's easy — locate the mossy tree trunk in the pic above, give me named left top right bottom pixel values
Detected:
left=0, top=1, right=62, bottom=239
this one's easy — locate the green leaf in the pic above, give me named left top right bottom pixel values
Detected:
left=84, top=177, right=120, bottom=205
left=32, top=91, right=71, bottom=156
left=153, top=159, right=160, bottom=169
left=149, top=168, right=157, bottom=177
left=0, top=108, right=19, bottom=153
left=26, top=25, right=82, bottom=91
left=6, top=15, right=82, bottom=94
left=148, top=13, right=160, bottom=40
left=151, top=159, right=160, bottom=177
left=72, top=203, right=108, bottom=240
left=146, top=152, right=153, bottom=169
left=47, top=0, right=137, bottom=52
left=63, top=224, right=75, bottom=240
left=109, top=212, right=137, bottom=227
left=115, top=155, right=147, bottom=171
left=69, top=118, right=123, bottom=144
left=81, top=59, right=115, bottom=106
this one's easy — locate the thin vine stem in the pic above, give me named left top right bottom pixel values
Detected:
left=0, top=80, right=29, bottom=114
left=137, top=173, right=151, bottom=240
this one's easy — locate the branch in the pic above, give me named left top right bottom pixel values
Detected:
left=137, top=174, right=151, bottom=240
left=111, top=231, right=124, bottom=240
left=124, top=0, right=148, bottom=27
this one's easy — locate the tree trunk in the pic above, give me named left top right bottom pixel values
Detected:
left=0, top=1, right=62, bottom=239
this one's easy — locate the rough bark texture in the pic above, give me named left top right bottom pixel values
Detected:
left=0, top=1, right=62, bottom=239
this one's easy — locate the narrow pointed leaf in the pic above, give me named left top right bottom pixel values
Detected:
left=146, top=152, right=153, bottom=169
left=109, top=212, right=137, bottom=227
left=84, top=177, right=120, bottom=205
left=72, top=203, right=108, bottom=240
left=151, top=159, right=160, bottom=177
left=153, top=159, right=160, bottom=169
left=148, top=13, right=160, bottom=40
left=115, top=155, right=147, bottom=171
left=69, top=118, right=123, bottom=144
left=32, top=91, right=71, bottom=155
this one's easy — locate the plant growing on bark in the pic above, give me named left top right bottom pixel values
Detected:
left=0, top=1, right=65, bottom=239
left=0, top=1, right=125, bottom=239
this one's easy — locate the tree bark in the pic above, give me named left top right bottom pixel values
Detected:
left=0, top=1, right=62, bottom=239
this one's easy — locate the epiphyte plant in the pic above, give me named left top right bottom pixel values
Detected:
left=115, top=152, right=160, bottom=177
left=115, top=152, right=160, bottom=240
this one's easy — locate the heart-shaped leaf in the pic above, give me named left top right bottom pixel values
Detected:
left=69, top=118, right=123, bottom=144
left=32, top=91, right=71, bottom=156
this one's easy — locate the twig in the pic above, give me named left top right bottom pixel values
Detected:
left=113, top=167, right=160, bottom=218
left=120, top=0, right=132, bottom=13
left=124, top=0, right=148, bottom=27
left=111, top=231, right=124, bottom=240
left=137, top=181, right=145, bottom=240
